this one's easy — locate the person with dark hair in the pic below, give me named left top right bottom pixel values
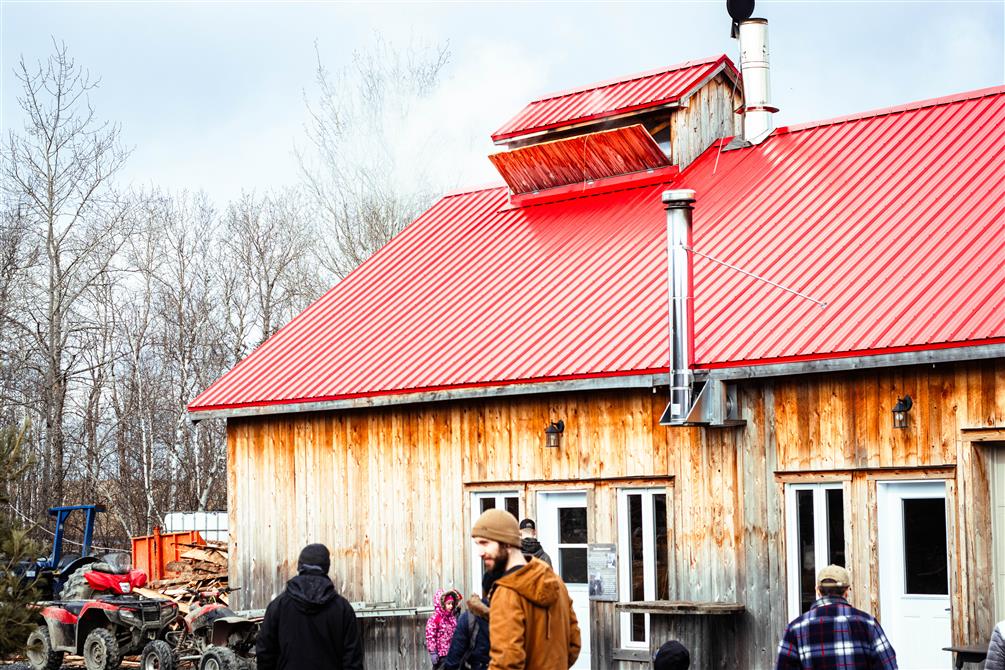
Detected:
left=518, top=518, right=553, bottom=568
left=472, top=509, right=580, bottom=669
left=653, top=641, right=690, bottom=670
left=776, top=565, right=897, bottom=669
left=255, top=543, right=363, bottom=670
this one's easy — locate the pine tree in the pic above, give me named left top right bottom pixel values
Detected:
left=0, top=422, right=40, bottom=657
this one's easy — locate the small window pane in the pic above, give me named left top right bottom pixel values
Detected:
left=654, top=494, right=669, bottom=600
left=559, top=548, right=587, bottom=583
left=559, top=508, right=587, bottom=544
left=826, top=489, right=845, bottom=567
left=631, top=612, right=645, bottom=642
left=903, top=498, right=948, bottom=595
left=629, top=494, right=644, bottom=601
left=505, top=497, right=519, bottom=520
left=481, top=498, right=496, bottom=513
left=797, top=490, right=816, bottom=612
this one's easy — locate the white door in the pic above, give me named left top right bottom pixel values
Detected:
left=877, top=480, right=951, bottom=669
left=470, top=491, right=521, bottom=595
left=537, top=490, right=590, bottom=670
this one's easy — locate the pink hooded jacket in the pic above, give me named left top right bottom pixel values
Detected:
left=425, top=588, right=461, bottom=659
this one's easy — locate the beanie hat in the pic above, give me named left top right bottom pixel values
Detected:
left=298, top=543, right=331, bottom=575
left=471, top=509, right=521, bottom=547
left=653, top=640, right=690, bottom=670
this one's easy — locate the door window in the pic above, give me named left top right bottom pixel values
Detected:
left=902, top=498, right=948, bottom=595
left=470, top=491, right=520, bottom=594
left=557, top=507, right=588, bottom=583
left=785, top=483, right=846, bottom=618
left=617, top=488, right=669, bottom=648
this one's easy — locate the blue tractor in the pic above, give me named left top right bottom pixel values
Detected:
left=19, top=504, right=107, bottom=600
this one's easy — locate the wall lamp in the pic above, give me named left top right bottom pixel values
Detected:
left=545, top=420, right=565, bottom=448
left=892, top=396, right=913, bottom=430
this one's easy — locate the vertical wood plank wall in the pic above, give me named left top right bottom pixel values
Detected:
left=227, top=360, right=1004, bottom=669
left=668, top=73, right=743, bottom=169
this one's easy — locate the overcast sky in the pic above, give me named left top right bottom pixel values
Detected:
left=2, top=1, right=1003, bottom=206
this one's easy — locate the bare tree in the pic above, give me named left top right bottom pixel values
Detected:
left=2, top=42, right=131, bottom=505
left=221, top=189, right=326, bottom=351
left=298, top=36, right=451, bottom=278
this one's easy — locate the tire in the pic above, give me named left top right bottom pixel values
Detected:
left=141, top=639, right=176, bottom=670
left=25, top=625, right=64, bottom=670
left=83, top=627, right=122, bottom=670
left=199, top=647, right=241, bottom=670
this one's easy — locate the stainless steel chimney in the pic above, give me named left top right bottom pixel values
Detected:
left=738, top=18, right=778, bottom=144
left=662, top=189, right=695, bottom=424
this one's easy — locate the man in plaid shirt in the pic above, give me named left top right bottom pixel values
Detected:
left=776, top=565, right=898, bottom=669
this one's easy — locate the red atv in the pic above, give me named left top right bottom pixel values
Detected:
left=25, top=564, right=178, bottom=670
left=146, top=586, right=258, bottom=670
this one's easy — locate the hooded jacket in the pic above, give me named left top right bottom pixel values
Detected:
left=443, top=595, right=491, bottom=670
left=255, top=572, right=364, bottom=670
left=488, top=558, right=581, bottom=670
left=426, top=588, right=462, bottom=659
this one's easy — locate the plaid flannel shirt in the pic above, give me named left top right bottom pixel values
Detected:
left=776, top=597, right=898, bottom=670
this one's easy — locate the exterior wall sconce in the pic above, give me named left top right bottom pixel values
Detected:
left=545, top=420, right=565, bottom=448
left=892, top=396, right=913, bottom=429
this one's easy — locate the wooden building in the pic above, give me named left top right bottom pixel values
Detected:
left=190, top=40, right=1005, bottom=670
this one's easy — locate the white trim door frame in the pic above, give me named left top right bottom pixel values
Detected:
left=784, top=482, right=846, bottom=621
left=877, top=480, right=951, bottom=670
left=537, top=490, right=590, bottom=670
left=469, top=490, right=521, bottom=595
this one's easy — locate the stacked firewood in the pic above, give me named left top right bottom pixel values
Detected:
left=147, top=541, right=229, bottom=590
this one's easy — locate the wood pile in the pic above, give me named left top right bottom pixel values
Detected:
left=148, top=540, right=228, bottom=589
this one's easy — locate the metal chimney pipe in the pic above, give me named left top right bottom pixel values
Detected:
left=663, top=189, right=695, bottom=424
left=738, top=18, right=778, bottom=144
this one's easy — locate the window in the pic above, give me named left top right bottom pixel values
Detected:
left=617, top=488, right=669, bottom=648
left=470, top=491, right=520, bottom=593
left=785, top=483, right=846, bottom=618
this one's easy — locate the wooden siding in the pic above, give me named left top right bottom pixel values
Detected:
left=668, top=73, right=741, bottom=168
left=227, top=359, right=1004, bottom=669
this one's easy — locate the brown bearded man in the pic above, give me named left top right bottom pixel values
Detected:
left=471, top=509, right=581, bottom=670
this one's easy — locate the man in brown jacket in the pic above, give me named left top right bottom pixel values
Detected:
left=471, top=509, right=581, bottom=670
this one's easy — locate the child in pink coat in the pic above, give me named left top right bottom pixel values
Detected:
left=425, top=588, right=462, bottom=668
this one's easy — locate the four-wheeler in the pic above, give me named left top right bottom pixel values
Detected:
left=25, top=561, right=178, bottom=670
left=146, top=586, right=257, bottom=670
left=17, top=504, right=107, bottom=600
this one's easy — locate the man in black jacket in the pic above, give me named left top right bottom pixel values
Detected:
left=518, top=518, right=552, bottom=568
left=255, top=543, right=364, bottom=670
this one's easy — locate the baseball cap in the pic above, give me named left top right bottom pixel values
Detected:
left=519, top=518, right=536, bottom=530
left=817, top=564, right=850, bottom=589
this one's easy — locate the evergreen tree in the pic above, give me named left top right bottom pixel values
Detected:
left=0, top=422, right=40, bottom=657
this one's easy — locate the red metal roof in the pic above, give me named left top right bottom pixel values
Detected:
left=489, top=125, right=670, bottom=194
left=688, top=85, right=1005, bottom=367
left=190, top=85, right=1005, bottom=414
left=491, top=55, right=737, bottom=143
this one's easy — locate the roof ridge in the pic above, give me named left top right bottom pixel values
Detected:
left=528, top=54, right=730, bottom=105
left=776, top=84, right=1005, bottom=137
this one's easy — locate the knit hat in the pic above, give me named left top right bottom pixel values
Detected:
left=653, top=641, right=690, bottom=670
left=471, top=509, right=521, bottom=547
left=817, top=564, right=850, bottom=589
left=297, top=543, right=331, bottom=575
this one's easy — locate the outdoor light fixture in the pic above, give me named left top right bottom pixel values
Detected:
left=545, top=420, right=565, bottom=448
left=892, top=396, right=913, bottom=429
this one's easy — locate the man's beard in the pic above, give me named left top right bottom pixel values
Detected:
left=482, top=550, right=507, bottom=595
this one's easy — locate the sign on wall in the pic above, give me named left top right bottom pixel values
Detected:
left=587, top=543, right=618, bottom=601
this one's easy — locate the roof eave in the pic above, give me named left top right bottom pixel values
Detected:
left=188, top=372, right=671, bottom=421
left=701, top=343, right=1005, bottom=381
